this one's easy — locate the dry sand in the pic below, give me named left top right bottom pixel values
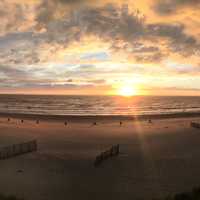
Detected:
left=0, top=116, right=200, bottom=200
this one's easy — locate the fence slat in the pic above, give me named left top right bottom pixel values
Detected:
left=94, top=144, right=119, bottom=167
left=0, top=140, right=37, bottom=160
left=191, top=122, right=200, bottom=129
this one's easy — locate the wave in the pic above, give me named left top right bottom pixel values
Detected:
left=0, top=94, right=200, bottom=116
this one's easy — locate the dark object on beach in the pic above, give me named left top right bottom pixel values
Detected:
left=120, top=121, right=122, bottom=126
left=36, top=120, right=39, bottom=124
left=17, top=169, right=23, bottom=173
left=148, top=119, right=152, bottom=123
left=191, top=122, right=200, bottom=129
left=21, top=119, right=24, bottom=123
left=7, top=118, right=10, bottom=122
left=160, top=187, right=200, bottom=200
left=0, top=140, right=37, bottom=160
left=94, top=144, right=119, bottom=167
left=64, top=121, right=67, bottom=126
left=0, top=193, right=24, bottom=200
left=93, top=122, right=97, bottom=126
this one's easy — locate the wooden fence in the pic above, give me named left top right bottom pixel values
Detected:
left=0, top=140, right=37, bottom=160
left=94, top=144, right=119, bottom=167
left=191, top=122, right=200, bottom=129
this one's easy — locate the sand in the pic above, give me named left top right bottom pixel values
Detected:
left=0, top=116, right=200, bottom=200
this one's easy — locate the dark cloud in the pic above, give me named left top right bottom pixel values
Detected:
left=36, top=0, right=97, bottom=28
left=0, top=64, right=36, bottom=87
left=54, top=0, right=93, bottom=4
left=0, top=1, right=200, bottom=68
left=88, top=79, right=106, bottom=84
left=147, top=23, right=200, bottom=56
left=66, top=79, right=73, bottom=82
left=134, top=52, right=164, bottom=63
left=0, top=64, right=74, bottom=88
left=34, top=3, right=200, bottom=60
left=36, top=3, right=145, bottom=43
left=0, top=1, right=34, bottom=36
left=0, top=65, right=29, bottom=78
left=132, top=46, right=159, bottom=53
left=0, top=32, right=40, bottom=65
left=154, top=0, right=200, bottom=15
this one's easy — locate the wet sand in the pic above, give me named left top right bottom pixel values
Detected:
left=0, top=116, right=200, bottom=200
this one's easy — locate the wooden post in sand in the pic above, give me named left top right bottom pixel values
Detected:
left=110, top=144, right=119, bottom=156
left=94, top=144, right=120, bottom=167
left=191, top=122, right=200, bottom=129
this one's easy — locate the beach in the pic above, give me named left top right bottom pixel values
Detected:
left=0, top=115, right=200, bottom=200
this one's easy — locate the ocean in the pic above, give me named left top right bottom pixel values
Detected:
left=0, top=94, right=200, bottom=116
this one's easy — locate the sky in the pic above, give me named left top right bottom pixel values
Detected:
left=0, top=0, right=200, bottom=95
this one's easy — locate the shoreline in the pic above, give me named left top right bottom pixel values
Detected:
left=0, top=111, right=200, bottom=122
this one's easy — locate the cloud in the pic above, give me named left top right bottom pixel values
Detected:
left=35, top=0, right=98, bottom=29
left=0, top=0, right=36, bottom=36
left=48, top=0, right=96, bottom=6
left=0, top=1, right=199, bottom=69
left=0, top=1, right=199, bottom=67
left=35, top=3, right=200, bottom=59
left=165, top=62, right=200, bottom=75
left=35, top=3, right=145, bottom=45
left=154, top=0, right=200, bottom=15
left=134, top=52, right=164, bottom=63
left=0, top=0, right=200, bottom=93
left=0, top=65, right=29, bottom=78
left=147, top=23, right=200, bottom=56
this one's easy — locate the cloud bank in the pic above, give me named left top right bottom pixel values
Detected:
left=0, top=0, right=200, bottom=94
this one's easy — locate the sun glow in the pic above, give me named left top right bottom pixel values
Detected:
left=118, top=86, right=137, bottom=97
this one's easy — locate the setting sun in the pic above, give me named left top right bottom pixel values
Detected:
left=118, top=86, right=137, bottom=97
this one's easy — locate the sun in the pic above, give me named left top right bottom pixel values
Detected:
left=118, top=86, right=137, bottom=97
